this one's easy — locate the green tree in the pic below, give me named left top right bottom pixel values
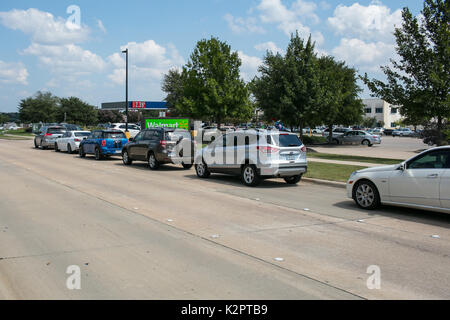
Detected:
left=58, top=97, right=98, bottom=126
left=98, top=110, right=123, bottom=123
left=0, top=113, right=9, bottom=124
left=252, top=33, right=320, bottom=137
left=18, top=91, right=60, bottom=123
left=361, top=117, right=378, bottom=128
left=363, top=0, right=450, bottom=144
left=317, top=56, right=364, bottom=141
left=162, top=68, right=184, bottom=116
left=176, top=37, right=253, bottom=127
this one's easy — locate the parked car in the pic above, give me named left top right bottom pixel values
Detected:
left=335, top=131, right=381, bottom=147
left=60, top=123, right=82, bottom=131
left=383, top=129, right=394, bottom=136
left=55, top=131, right=91, bottom=153
left=368, top=128, right=384, bottom=136
left=79, top=130, right=129, bottom=160
left=110, top=123, right=141, bottom=138
left=122, top=128, right=195, bottom=170
left=322, top=127, right=352, bottom=137
left=393, top=128, right=415, bottom=137
left=34, top=126, right=66, bottom=149
left=347, top=146, right=450, bottom=213
left=195, top=130, right=308, bottom=187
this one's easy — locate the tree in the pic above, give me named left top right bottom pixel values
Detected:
left=126, top=110, right=141, bottom=123
left=18, top=91, right=59, bottom=123
left=317, top=56, right=364, bottom=141
left=58, top=97, right=98, bottom=126
left=162, top=68, right=184, bottom=116
left=98, top=110, right=124, bottom=123
left=361, top=117, right=378, bottom=128
left=363, top=0, right=450, bottom=144
left=176, top=37, right=253, bottom=127
left=0, top=113, right=9, bottom=124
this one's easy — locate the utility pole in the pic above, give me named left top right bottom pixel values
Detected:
left=122, top=48, right=129, bottom=138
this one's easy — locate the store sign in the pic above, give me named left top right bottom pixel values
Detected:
left=145, top=119, right=189, bottom=130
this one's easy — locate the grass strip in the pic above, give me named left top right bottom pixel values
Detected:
left=308, top=152, right=403, bottom=165
left=305, top=162, right=367, bottom=183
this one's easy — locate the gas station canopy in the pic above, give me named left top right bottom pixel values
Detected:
left=101, top=101, right=168, bottom=110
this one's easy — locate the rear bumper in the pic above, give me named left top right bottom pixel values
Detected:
left=42, top=139, right=57, bottom=147
left=101, top=147, right=122, bottom=156
left=260, top=164, right=308, bottom=177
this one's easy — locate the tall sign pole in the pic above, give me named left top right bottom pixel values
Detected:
left=122, top=48, right=129, bottom=138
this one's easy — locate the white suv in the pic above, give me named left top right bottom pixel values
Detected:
left=110, top=123, right=141, bottom=138
left=195, top=130, right=308, bottom=186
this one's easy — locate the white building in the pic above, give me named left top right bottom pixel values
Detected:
left=362, top=98, right=403, bottom=129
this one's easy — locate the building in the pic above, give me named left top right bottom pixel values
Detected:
left=362, top=98, right=403, bottom=129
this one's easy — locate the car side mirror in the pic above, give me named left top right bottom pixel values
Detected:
left=399, top=163, right=406, bottom=171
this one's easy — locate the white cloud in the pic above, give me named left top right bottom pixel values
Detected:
left=97, top=20, right=107, bottom=33
left=328, top=2, right=402, bottom=43
left=332, top=38, right=396, bottom=71
left=0, top=8, right=89, bottom=45
left=254, top=41, right=284, bottom=54
left=224, top=13, right=265, bottom=34
left=23, top=43, right=106, bottom=75
left=238, top=51, right=262, bottom=82
left=0, top=61, right=28, bottom=85
left=256, top=0, right=324, bottom=45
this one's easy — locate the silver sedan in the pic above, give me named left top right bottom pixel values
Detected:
left=335, top=130, right=381, bottom=147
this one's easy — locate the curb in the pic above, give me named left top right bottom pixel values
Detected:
left=302, top=177, right=346, bottom=189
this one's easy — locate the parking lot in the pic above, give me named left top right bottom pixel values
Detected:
left=0, top=139, right=449, bottom=299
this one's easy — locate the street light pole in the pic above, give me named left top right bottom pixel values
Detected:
left=122, top=48, right=129, bottom=137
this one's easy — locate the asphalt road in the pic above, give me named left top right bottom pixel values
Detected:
left=0, top=140, right=449, bottom=300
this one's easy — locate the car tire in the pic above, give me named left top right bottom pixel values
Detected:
left=148, top=152, right=159, bottom=170
left=34, top=139, right=39, bottom=149
left=55, top=143, right=59, bottom=152
left=353, top=180, right=380, bottom=210
left=67, top=144, right=73, bottom=154
left=182, top=163, right=193, bottom=170
left=122, top=150, right=132, bottom=165
left=284, top=174, right=302, bottom=185
left=362, top=139, right=371, bottom=146
left=95, top=147, right=103, bottom=161
left=79, top=146, right=86, bottom=158
left=195, top=160, right=210, bottom=178
left=241, top=164, right=261, bottom=187
left=40, top=141, right=47, bottom=150
left=333, top=139, right=340, bottom=145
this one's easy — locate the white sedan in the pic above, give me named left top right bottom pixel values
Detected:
left=347, top=146, right=450, bottom=213
left=110, top=123, right=141, bottom=138
left=55, top=131, right=91, bottom=154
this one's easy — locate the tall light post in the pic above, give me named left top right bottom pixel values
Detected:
left=122, top=48, right=129, bottom=138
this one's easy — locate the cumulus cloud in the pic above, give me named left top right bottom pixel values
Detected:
left=0, top=61, right=29, bottom=85
left=238, top=51, right=262, bottom=82
left=328, top=2, right=402, bottom=42
left=224, top=13, right=265, bottom=34
left=254, top=42, right=284, bottom=54
left=0, top=8, right=89, bottom=45
left=23, top=43, right=106, bottom=75
left=97, top=20, right=107, bottom=33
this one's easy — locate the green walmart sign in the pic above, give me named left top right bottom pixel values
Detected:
left=145, top=119, right=189, bottom=130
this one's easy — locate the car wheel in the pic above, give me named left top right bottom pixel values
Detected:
left=40, top=141, right=47, bottom=150
left=333, top=139, right=340, bottom=145
left=122, top=150, right=132, bottom=165
left=195, top=161, right=210, bottom=178
left=241, top=164, right=261, bottom=187
left=55, top=143, right=59, bottom=152
left=79, top=146, right=86, bottom=158
left=95, top=147, right=103, bottom=161
left=353, top=180, right=380, bottom=210
left=362, top=139, right=370, bottom=146
left=284, top=174, right=302, bottom=185
left=148, top=152, right=159, bottom=170
left=34, top=139, right=39, bottom=149
left=182, top=163, right=193, bottom=170
left=67, top=144, right=72, bottom=154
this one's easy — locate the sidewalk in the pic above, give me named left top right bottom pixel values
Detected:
left=307, top=157, right=381, bottom=167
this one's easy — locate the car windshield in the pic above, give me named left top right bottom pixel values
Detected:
left=166, top=131, right=191, bottom=141
left=48, top=128, right=65, bottom=134
left=104, top=132, right=126, bottom=139
left=75, top=132, right=91, bottom=137
left=271, top=134, right=302, bottom=147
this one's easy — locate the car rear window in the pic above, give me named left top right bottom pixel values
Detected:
left=271, top=134, right=302, bottom=147
left=104, top=132, right=126, bottom=139
left=166, top=131, right=191, bottom=141
left=48, top=128, right=65, bottom=134
left=75, top=132, right=91, bottom=137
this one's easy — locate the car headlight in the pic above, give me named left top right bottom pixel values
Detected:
left=350, top=171, right=359, bottom=177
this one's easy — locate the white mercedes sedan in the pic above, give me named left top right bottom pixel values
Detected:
left=347, top=146, right=450, bottom=213
left=55, top=131, right=91, bottom=154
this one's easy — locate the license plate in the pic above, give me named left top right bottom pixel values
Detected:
left=285, top=155, right=297, bottom=161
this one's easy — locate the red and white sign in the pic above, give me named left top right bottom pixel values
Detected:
left=132, top=101, right=146, bottom=109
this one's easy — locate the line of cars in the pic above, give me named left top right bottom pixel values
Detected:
left=34, top=124, right=309, bottom=187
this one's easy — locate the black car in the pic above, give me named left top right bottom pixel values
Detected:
left=121, top=128, right=195, bottom=170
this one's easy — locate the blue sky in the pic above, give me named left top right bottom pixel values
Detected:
left=0, top=0, right=424, bottom=112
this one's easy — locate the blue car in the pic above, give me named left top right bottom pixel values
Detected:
left=79, top=130, right=129, bottom=160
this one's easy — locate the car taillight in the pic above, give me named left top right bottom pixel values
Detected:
left=101, top=140, right=106, bottom=147
left=160, top=140, right=167, bottom=148
left=44, top=133, right=52, bottom=136
left=373, top=136, right=378, bottom=139
left=257, top=146, right=280, bottom=154
left=301, top=146, right=307, bottom=153
left=74, top=138, right=81, bottom=142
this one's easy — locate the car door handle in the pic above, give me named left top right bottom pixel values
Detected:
left=427, top=174, right=439, bottom=178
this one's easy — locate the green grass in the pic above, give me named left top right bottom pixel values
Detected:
left=308, top=153, right=403, bottom=165
left=3, top=128, right=34, bottom=136
left=0, top=134, right=31, bottom=140
left=301, top=135, right=327, bottom=145
left=305, top=162, right=367, bottom=182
